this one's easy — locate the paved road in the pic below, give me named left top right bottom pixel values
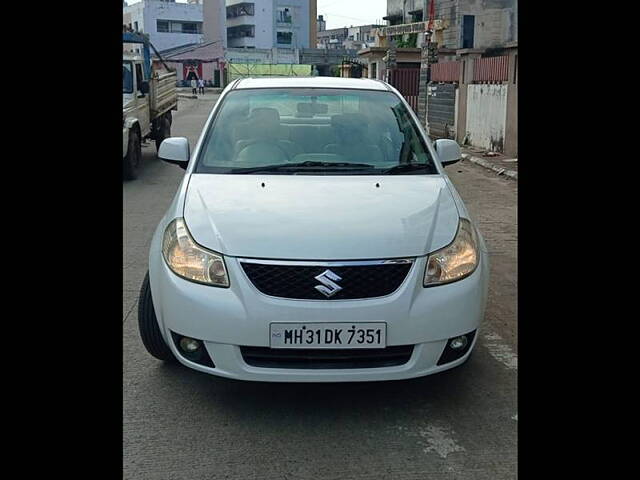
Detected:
left=123, top=95, right=517, bottom=480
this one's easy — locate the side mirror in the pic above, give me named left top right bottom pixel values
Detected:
left=158, top=137, right=189, bottom=169
left=139, top=80, right=150, bottom=94
left=434, top=139, right=462, bottom=167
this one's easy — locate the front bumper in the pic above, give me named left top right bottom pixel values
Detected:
left=148, top=250, right=489, bottom=382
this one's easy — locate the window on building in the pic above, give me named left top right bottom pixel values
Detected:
left=371, top=62, right=377, bottom=80
left=277, top=31, right=293, bottom=45
left=277, top=7, right=292, bottom=23
left=227, top=3, right=254, bottom=18
left=157, top=20, right=202, bottom=34
left=181, top=22, right=201, bottom=34
left=462, top=15, right=475, bottom=49
left=134, top=21, right=138, bottom=31
left=228, top=25, right=255, bottom=39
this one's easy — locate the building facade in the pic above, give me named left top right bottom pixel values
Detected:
left=316, top=14, right=326, bottom=34
left=316, top=27, right=348, bottom=50
left=344, top=25, right=383, bottom=50
left=123, top=0, right=204, bottom=53
left=383, top=0, right=517, bottom=51
left=432, top=0, right=517, bottom=51
left=317, top=23, right=382, bottom=50
left=225, top=0, right=316, bottom=49
left=203, top=0, right=227, bottom=48
left=358, top=47, right=421, bottom=81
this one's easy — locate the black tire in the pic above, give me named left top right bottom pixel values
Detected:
left=155, top=116, right=171, bottom=152
left=123, top=128, right=142, bottom=180
left=138, top=272, right=176, bottom=362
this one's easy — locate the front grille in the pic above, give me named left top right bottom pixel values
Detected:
left=240, top=345, right=414, bottom=369
left=239, top=260, right=413, bottom=300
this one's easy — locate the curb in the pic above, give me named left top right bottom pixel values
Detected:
left=462, top=154, right=518, bottom=180
left=178, top=93, right=221, bottom=100
left=177, top=88, right=224, bottom=95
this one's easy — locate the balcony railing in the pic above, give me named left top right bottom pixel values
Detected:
left=228, top=25, right=255, bottom=39
left=227, top=3, right=254, bottom=19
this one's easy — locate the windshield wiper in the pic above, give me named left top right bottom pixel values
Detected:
left=231, top=161, right=375, bottom=174
left=381, top=163, right=433, bottom=175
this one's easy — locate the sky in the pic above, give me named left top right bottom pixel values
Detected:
left=127, top=1, right=389, bottom=30
left=317, top=0, right=388, bottom=29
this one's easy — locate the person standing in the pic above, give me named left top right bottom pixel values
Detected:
left=191, top=77, right=197, bottom=96
left=198, top=78, right=205, bottom=95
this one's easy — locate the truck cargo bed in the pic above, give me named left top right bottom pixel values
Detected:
left=150, top=70, right=177, bottom=118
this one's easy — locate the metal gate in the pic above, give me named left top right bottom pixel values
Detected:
left=427, top=82, right=457, bottom=139
left=388, top=68, right=420, bottom=113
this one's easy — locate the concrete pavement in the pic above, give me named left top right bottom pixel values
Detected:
left=461, top=147, right=518, bottom=180
left=123, top=95, right=517, bottom=480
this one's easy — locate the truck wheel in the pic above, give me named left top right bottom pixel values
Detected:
left=155, top=116, right=171, bottom=152
left=138, top=272, right=176, bottom=362
left=123, top=129, right=141, bottom=180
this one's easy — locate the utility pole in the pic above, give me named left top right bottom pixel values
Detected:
left=418, top=0, right=436, bottom=128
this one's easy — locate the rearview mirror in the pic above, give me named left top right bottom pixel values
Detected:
left=434, top=139, right=462, bottom=167
left=158, top=137, right=189, bottom=169
left=297, top=102, right=329, bottom=116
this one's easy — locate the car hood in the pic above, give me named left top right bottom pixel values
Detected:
left=183, top=174, right=460, bottom=260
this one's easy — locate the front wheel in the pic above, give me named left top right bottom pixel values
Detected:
left=138, top=272, right=176, bottom=362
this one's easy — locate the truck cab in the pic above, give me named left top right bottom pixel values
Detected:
left=123, top=54, right=151, bottom=145
left=123, top=33, right=178, bottom=180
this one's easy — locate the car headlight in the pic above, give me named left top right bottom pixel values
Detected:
left=424, top=218, right=479, bottom=286
left=162, top=218, right=229, bottom=287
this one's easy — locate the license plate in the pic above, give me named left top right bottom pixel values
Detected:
left=269, top=322, right=387, bottom=349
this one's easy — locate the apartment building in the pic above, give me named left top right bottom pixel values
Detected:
left=226, top=0, right=316, bottom=49
left=317, top=22, right=382, bottom=50
left=316, top=26, right=347, bottom=50
left=123, top=0, right=204, bottom=53
left=384, top=0, right=517, bottom=50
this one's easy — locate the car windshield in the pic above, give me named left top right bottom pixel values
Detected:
left=195, top=88, right=438, bottom=175
left=123, top=61, right=134, bottom=94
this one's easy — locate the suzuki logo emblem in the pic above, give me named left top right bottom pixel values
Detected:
left=314, top=270, right=343, bottom=298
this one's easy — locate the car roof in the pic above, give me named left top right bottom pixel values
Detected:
left=234, top=76, right=390, bottom=91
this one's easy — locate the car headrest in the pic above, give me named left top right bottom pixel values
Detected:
left=331, top=114, right=368, bottom=136
left=249, top=108, right=281, bottom=124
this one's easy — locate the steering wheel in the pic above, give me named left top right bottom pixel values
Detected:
left=236, top=140, right=292, bottom=164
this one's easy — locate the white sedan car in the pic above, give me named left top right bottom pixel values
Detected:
left=138, top=76, right=489, bottom=382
